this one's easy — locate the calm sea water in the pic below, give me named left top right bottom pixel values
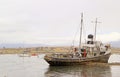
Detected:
left=0, top=54, right=120, bottom=77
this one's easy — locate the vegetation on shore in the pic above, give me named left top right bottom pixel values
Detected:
left=0, top=46, right=70, bottom=54
left=0, top=47, right=119, bottom=54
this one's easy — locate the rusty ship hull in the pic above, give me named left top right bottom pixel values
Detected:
left=44, top=53, right=111, bottom=66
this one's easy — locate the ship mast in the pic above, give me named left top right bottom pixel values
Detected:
left=79, top=13, right=83, bottom=53
left=92, top=18, right=101, bottom=41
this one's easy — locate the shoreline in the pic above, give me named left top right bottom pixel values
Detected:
left=0, top=47, right=119, bottom=54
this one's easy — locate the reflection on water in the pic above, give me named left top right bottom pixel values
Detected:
left=110, top=66, right=120, bottom=77
left=0, top=54, right=49, bottom=77
left=45, top=65, right=111, bottom=77
left=0, top=54, right=120, bottom=77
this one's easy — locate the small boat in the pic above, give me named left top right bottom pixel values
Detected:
left=30, top=53, right=39, bottom=57
left=18, top=53, right=31, bottom=57
left=44, top=13, right=111, bottom=66
left=18, top=50, right=31, bottom=57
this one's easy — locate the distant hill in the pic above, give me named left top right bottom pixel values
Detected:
left=0, top=40, right=120, bottom=48
left=110, top=40, right=120, bottom=48
left=0, top=43, right=48, bottom=48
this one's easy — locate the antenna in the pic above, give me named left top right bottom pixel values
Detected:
left=92, top=18, right=101, bottom=41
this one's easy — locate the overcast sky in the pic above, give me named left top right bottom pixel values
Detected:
left=0, top=0, right=120, bottom=45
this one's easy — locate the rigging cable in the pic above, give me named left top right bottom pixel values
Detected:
left=72, top=24, right=80, bottom=47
